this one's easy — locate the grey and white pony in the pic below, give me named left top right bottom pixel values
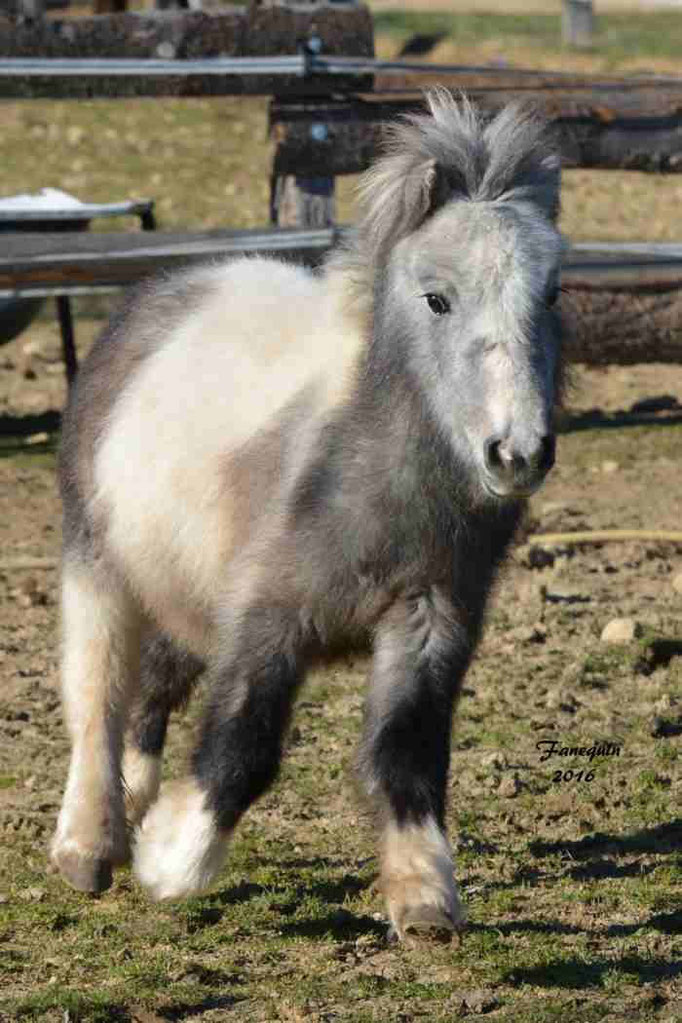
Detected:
left=52, top=91, right=564, bottom=939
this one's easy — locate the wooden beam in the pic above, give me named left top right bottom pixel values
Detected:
left=4, top=231, right=682, bottom=365
left=564, top=288, right=682, bottom=366
left=0, top=6, right=374, bottom=98
left=4, top=230, right=682, bottom=292
left=271, top=91, right=682, bottom=175
left=0, top=227, right=340, bottom=294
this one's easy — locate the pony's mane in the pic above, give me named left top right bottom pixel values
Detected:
left=327, top=90, right=560, bottom=324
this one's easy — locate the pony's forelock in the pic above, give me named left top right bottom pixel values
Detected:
left=327, top=90, right=560, bottom=319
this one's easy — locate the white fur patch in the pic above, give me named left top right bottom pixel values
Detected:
left=94, top=258, right=363, bottom=654
left=133, top=778, right=228, bottom=900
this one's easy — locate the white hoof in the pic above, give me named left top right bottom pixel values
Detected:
left=381, top=820, right=467, bottom=941
left=133, top=779, right=228, bottom=900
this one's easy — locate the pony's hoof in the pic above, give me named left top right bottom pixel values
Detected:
left=384, top=877, right=467, bottom=943
left=52, top=846, right=114, bottom=894
left=401, top=904, right=461, bottom=941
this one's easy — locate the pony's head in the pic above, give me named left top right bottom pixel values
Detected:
left=352, top=90, right=564, bottom=502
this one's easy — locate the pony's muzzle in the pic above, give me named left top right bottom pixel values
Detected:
left=483, top=433, right=555, bottom=497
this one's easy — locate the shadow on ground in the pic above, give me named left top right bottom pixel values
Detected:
left=504, top=954, right=682, bottom=989
left=0, top=410, right=60, bottom=456
left=528, top=818, right=682, bottom=859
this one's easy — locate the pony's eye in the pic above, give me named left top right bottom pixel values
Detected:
left=424, top=293, right=450, bottom=316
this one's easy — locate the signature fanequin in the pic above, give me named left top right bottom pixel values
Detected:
left=536, top=739, right=621, bottom=783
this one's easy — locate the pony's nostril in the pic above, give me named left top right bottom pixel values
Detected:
left=484, top=436, right=516, bottom=475
left=485, top=433, right=555, bottom=490
left=484, top=436, right=504, bottom=473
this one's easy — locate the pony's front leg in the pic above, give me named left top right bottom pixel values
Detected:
left=133, top=607, right=305, bottom=900
left=52, top=559, right=141, bottom=893
left=362, top=589, right=475, bottom=941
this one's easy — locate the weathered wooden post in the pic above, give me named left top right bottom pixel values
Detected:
left=562, top=0, right=594, bottom=49
left=269, top=1, right=374, bottom=230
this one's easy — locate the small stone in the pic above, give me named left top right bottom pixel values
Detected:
left=463, top=989, right=500, bottom=1014
left=672, top=572, right=682, bottom=594
left=601, top=460, right=620, bottom=474
left=16, top=577, right=48, bottom=608
left=24, top=431, right=49, bottom=446
left=601, top=617, right=640, bottom=645
left=20, top=887, right=45, bottom=902
left=498, top=773, right=522, bottom=798
left=481, top=752, right=507, bottom=771
left=545, top=587, right=590, bottom=605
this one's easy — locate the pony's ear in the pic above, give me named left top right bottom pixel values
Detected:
left=423, top=158, right=463, bottom=218
left=536, top=152, right=561, bottom=223
left=408, top=157, right=470, bottom=229
left=400, top=158, right=449, bottom=231
left=357, top=151, right=464, bottom=268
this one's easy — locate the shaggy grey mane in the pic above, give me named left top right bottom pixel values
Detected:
left=328, top=89, right=561, bottom=316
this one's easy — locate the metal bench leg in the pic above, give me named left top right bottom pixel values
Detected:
left=56, top=296, right=78, bottom=386
left=140, top=208, right=156, bottom=231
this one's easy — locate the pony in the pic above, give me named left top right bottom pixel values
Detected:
left=51, top=91, right=564, bottom=940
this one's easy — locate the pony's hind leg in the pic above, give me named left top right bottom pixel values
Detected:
left=123, top=633, right=205, bottom=826
left=52, top=557, right=141, bottom=893
left=133, top=606, right=305, bottom=900
left=122, top=634, right=204, bottom=826
left=362, top=590, right=474, bottom=941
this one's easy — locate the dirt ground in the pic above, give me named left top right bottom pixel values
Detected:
left=1, top=313, right=682, bottom=1020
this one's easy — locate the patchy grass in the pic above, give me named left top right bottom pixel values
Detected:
left=2, top=480, right=682, bottom=1020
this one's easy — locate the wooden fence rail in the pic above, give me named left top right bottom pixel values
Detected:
left=4, top=231, right=682, bottom=366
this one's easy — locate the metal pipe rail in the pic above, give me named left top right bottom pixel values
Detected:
left=2, top=53, right=682, bottom=87
left=309, top=55, right=682, bottom=88
left=0, top=54, right=309, bottom=78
